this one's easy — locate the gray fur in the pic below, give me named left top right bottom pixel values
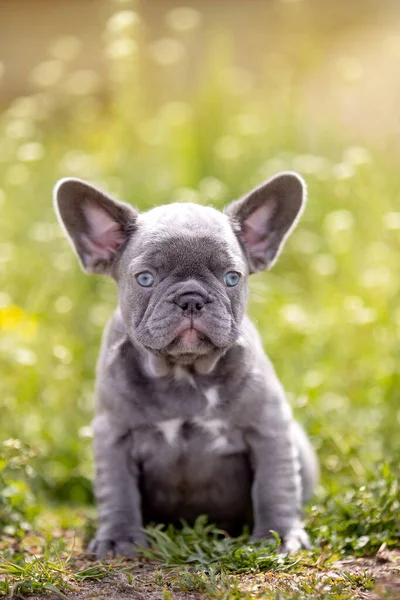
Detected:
left=53, top=172, right=318, bottom=558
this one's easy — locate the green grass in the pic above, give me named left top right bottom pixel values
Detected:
left=0, top=543, right=115, bottom=598
left=0, top=526, right=378, bottom=600
left=142, top=517, right=287, bottom=571
left=142, top=519, right=377, bottom=599
left=0, top=1, right=400, bottom=598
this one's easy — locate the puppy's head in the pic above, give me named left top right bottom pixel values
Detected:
left=54, top=173, right=306, bottom=367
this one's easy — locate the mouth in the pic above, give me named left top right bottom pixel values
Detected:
left=139, top=306, right=235, bottom=361
left=163, top=319, right=214, bottom=358
left=179, top=328, right=206, bottom=344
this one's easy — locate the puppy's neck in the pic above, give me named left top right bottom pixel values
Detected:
left=114, top=307, right=234, bottom=379
left=143, top=348, right=226, bottom=378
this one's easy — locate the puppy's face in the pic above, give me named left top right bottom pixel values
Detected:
left=117, top=204, right=248, bottom=361
left=54, top=173, right=306, bottom=365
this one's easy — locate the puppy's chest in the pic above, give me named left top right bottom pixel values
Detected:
left=132, top=380, right=246, bottom=461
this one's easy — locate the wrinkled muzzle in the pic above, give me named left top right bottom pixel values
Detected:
left=133, top=281, right=239, bottom=359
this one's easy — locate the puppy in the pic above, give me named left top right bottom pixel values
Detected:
left=53, top=172, right=318, bottom=558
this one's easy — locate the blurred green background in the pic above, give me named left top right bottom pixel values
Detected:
left=0, top=0, right=399, bottom=515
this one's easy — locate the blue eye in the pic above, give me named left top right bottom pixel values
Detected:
left=224, top=271, right=241, bottom=287
left=136, top=272, right=154, bottom=287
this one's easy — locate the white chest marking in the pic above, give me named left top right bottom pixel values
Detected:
left=204, top=386, right=220, bottom=411
left=209, top=435, right=229, bottom=452
left=156, top=418, right=183, bottom=445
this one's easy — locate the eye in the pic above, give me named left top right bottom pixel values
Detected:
left=136, top=271, right=155, bottom=287
left=224, top=271, right=241, bottom=287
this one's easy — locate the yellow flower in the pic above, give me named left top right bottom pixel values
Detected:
left=0, top=305, right=38, bottom=339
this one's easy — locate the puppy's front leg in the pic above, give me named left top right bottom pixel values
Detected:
left=88, top=415, right=146, bottom=559
left=246, top=395, right=309, bottom=554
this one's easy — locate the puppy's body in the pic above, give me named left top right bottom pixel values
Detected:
left=54, top=174, right=318, bottom=557
left=95, top=310, right=315, bottom=533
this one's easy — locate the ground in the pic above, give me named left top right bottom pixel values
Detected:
left=12, top=550, right=400, bottom=600
left=1, top=520, right=400, bottom=600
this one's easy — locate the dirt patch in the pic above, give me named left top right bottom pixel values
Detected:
left=227, top=549, right=400, bottom=600
left=337, top=550, right=400, bottom=599
left=22, top=558, right=201, bottom=600
left=18, top=550, right=400, bottom=600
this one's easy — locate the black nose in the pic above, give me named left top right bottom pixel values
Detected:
left=175, top=292, right=205, bottom=315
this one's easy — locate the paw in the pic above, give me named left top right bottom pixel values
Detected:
left=280, top=525, right=310, bottom=554
left=88, top=535, right=148, bottom=559
left=250, top=524, right=311, bottom=554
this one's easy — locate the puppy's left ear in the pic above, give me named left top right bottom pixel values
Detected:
left=225, top=172, right=306, bottom=272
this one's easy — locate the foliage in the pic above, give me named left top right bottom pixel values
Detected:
left=308, top=463, right=400, bottom=556
left=0, top=439, right=39, bottom=536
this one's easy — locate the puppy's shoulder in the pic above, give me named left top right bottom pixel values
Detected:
left=234, top=314, right=277, bottom=379
left=95, top=308, right=146, bottom=414
left=96, top=307, right=131, bottom=373
left=222, top=314, right=289, bottom=421
left=100, top=306, right=127, bottom=348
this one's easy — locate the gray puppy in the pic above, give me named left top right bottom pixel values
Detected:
left=53, top=172, right=318, bottom=558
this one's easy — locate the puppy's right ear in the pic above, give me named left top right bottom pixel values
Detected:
left=53, top=178, right=137, bottom=275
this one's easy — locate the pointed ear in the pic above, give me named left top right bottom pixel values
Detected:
left=225, top=172, right=306, bottom=272
left=53, top=178, right=137, bottom=275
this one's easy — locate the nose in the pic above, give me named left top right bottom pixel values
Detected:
left=175, top=292, right=206, bottom=315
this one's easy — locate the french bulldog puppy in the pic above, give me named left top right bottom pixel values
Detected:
left=53, top=172, right=318, bottom=558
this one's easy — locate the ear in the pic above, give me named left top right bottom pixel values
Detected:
left=225, top=172, right=306, bottom=272
left=53, top=178, right=137, bottom=275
